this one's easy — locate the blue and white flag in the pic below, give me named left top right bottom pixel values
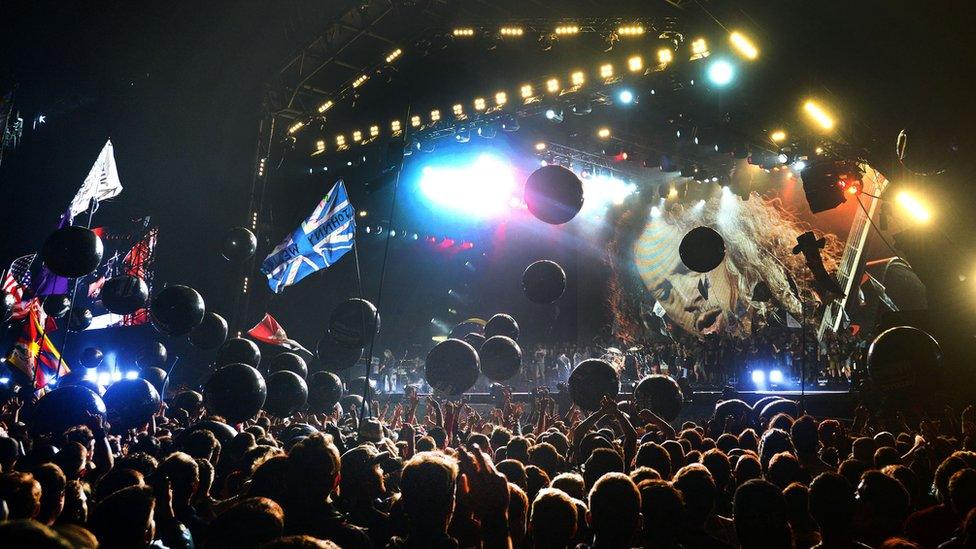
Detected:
left=261, top=180, right=356, bottom=293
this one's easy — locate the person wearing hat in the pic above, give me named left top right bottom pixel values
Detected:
left=338, top=444, right=393, bottom=548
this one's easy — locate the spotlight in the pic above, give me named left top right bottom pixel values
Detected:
left=600, top=63, right=614, bottom=79
left=628, top=56, right=644, bottom=72
left=690, top=37, right=709, bottom=60
left=751, top=370, right=766, bottom=385
left=657, top=48, right=674, bottom=65
left=707, top=59, right=735, bottom=86
left=555, top=24, right=579, bottom=35
left=520, top=84, right=534, bottom=99
left=544, top=108, right=563, bottom=122
left=794, top=160, right=807, bottom=171
left=729, top=31, right=759, bottom=60
left=769, top=370, right=784, bottom=384
left=803, top=100, right=835, bottom=131
left=125, top=371, right=139, bottom=380
left=770, top=130, right=787, bottom=143
left=474, top=97, right=486, bottom=111
left=617, top=24, right=645, bottom=36
left=358, top=210, right=368, bottom=217
left=411, top=233, right=419, bottom=240
left=617, top=89, right=635, bottom=104
left=546, top=78, right=560, bottom=93
left=535, top=142, right=547, bottom=151
left=571, top=71, right=585, bottom=86
left=418, top=154, right=517, bottom=218
left=597, top=127, right=611, bottom=139
left=896, top=191, right=932, bottom=223
left=495, top=91, right=507, bottom=106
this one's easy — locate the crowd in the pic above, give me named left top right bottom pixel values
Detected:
left=1, top=384, right=975, bottom=549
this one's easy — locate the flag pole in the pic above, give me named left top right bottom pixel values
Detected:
left=357, top=103, right=411, bottom=420
left=53, top=197, right=98, bottom=381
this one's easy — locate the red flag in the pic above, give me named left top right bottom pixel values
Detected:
left=247, top=314, right=308, bottom=353
left=6, top=302, right=70, bottom=389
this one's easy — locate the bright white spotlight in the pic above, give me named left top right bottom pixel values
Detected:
left=777, top=153, right=789, bottom=164
left=125, top=371, right=139, bottom=380
left=0, top=377, right=9, bottom=385
left=794, top=160, right=807, bottom=171
left=581, top=173, right=637, bottom=214
left=650, top=206, right=662, bottom=218
left=389, top=229, right=397, bottom=237
left=111, top=371, right=123, bottom=382
left=707, top=59, right=735, bottom=86
left=84, top=370, right=98, bottom=381
left=419, top=154, right=517, bottom=219
left=751, top=370, right=765, bottom=385
left=769, top=369, right=784, bottom=383
left=617, top=89, right=634, bottom=104
left=97, top=372, right=111, bottom=386
left=896, top=191, right=932, bottom=223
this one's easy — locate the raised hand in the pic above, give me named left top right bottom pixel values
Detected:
left=458, top=444, right=510, bottom=525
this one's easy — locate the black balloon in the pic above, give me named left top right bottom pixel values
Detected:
left=347, top=376, right=369, bottom=398
left=425, top=339, right=480, bottom=395
left=633, top=374, right=684, bottom=421
left=221, top=227, right=258, bottom=262
left=79, top=347, right=104, bottom=369
left=67, top=307, right=93, bottom=332
left=281, top=422, right=318, bottom=444
left=522, top=260, right=567, bottom=304
left=484, top=313, right=519, bottom=340
left=1, top=290, right=14, bottom=324
left=306, top=371, right=344, bottom=413
left=269, top=352, right=308, bottom=378
left=751, top=396, right=783, bottom=416
left=462, top=332, right=486, bottom=350
left=41, top=226, right=104, bottom=278
left=216, top=337, right=261, bottom=368
left=172, top=390, right=204, bottom=414
left=100, top=275, right=149, bottom=314
left=188, top=312, right=228, bottom=350
left=340, top=394, right=363, bottom=414
left=568, top=359, right=620, bottom=411
left=29, top=385, right=106, bottom=437
left=264, top=371, right=309, bottom=417
left=524, top=165, right=585, bottom=225
left=759, top=399, right=799, bottom=425
left=136, top=342, right=168, bottom=369
left=449, top=319, right=485, bottom=340
left=316, top=332, right=363, bottom=372
left=868, top=326, right=942, bottom=395
left=42, top=294, right=71, bottom=319
left=140, top=367, right=168, bottom=395
left=329, top=298, right=380, bottom=348
left=103, top=379, right=161, bottom=432
left=204, top=364, right=267, bottom=423
left=713, top=399, right=752, bottom=425
left=678, top=226, right=726, bottom=273
left=150, top=285, right=205, bottom=336
left=179, top=419, right=237, bottom=446
left=480, top=336, right=522, bottom=382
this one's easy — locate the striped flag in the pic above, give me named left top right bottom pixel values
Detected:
left=2, top=254, right=36, bottom=321
left=6, top=301, right=70, bottom=389
left=261, top=180, right=356, bottom=293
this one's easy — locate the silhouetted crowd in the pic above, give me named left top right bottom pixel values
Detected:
left=2, top=387, right=975, bottom=549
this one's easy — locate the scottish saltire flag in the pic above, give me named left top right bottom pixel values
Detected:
left=261, top=180, right=355, bottom=293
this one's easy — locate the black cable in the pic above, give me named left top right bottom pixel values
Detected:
left=856, top=194, right=899, bottom=257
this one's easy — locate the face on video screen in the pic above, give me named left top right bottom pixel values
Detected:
left=633, top=218, right=739, bottom=335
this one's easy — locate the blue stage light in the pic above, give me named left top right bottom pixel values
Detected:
left=419, top=154, right=517, bottom=218
left=769, top=369, right=784, bottom=384
left=707, top=59, right=735, bottom=86
left=125, top=371, right=139, bottom=380
left=617, top=89, right=634, bottom=104
left=751, top=370, right=765, bottom=385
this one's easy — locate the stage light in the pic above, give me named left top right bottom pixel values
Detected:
left=546, top=78, right=561, bottom=94
left=418, top=153, right=517, bottom=218
left=411, top=233, right=419, bottom=240
left=751, top=370, right=765, bottom=385
left=370, top=125, right=379, bottom=137
left=495, top=91, right=507, bottom=106
left=657, top=48, right=674, bottom=65
left=520, top=84, right=533, bottom=99
left=803, top=100, right=835, bottom=131
left=707, top=59, right=735, bottom=86
left=317, top=100, right=334, bottom=113
left=690, top=37, right=709, bottom=59
left=315, top=140, right=325, bottom=152
left=794, top=160, right=807, bottom=171
left=617, top=89, right=634, bottom=104
left=410, top=115, right=421, bottom=128
left=597, top=127, right=611, bottom=139
left=545, top=108, right=563, bottom=122
left=336, top=134, right=346, bottom=146
left=453, top=28, right=475, bottom=37
left=770, top=130, right=787, bottom=143
left=555, top=25, right=579, bottom=35
left=358, top=210, right=368, bottom=218
left=385, top=48, right=402, bottom=63
left=125, top=370, right=139, bottom=380
left=897, top=191, right=932, bottom=223
left=353, top=130, right=362, bottom=142
left=391, top=120, right=402, bottom=137
left=600, top=63, right=614, bottom=78
left=618, top=24, right=645, bottom=36
left=769, top=369, right=784, bottom=384
left=650, top=206, right=662, bottom=218
left=571, top=71, right=585, bottom=86
left=452, top=104, right=464, bottom=117
left=535, top=142, right=547, bottom=151
left=474, top=97, right=486, bottom=111
left=430, top=110, right=441, bottom=122
left=0, top=377, right=8, bottom=385
left=729, top=31, right=759, bottom=60
left=389, top=229, right=397, bottom=237
left=777, top=152, right=789, bottom=164
left=288, top=121, right=305, bottom=134
left=97, top=372, right=111, bottom=386
left=500, top=26, right=524, bottom=36
left=628, top=55, right=644, bottom=72
left=352, top=74, right=369, bottom=88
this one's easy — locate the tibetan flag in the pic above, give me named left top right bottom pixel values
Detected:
left=261, top=180, right=355, bottom=293
left=6, top=302, right=70, bottom=389
left=247, top=313, right=309, bottom=354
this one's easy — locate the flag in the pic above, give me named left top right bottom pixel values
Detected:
left=652, top=300, right=667, bottom=318
left=785, top=312, right=802, bottom=329
left=33, top=209, right=74, bottom=296
left=247, top=313, right=309, bottom=353
left=6, top=302, right=70, bottom=389
left=261, top=180, right=356, bottom=293
left=69, top=139, right=123, bottom=218
left=3, top=254, right=36, bottom=321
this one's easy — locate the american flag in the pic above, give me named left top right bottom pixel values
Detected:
left=2, top=254, right=35, bottom=320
